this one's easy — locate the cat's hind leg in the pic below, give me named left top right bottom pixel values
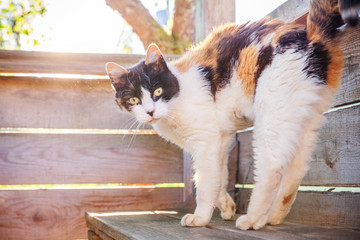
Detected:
left=235, top=55, right=326, bottom=230
left=267, top=106, right=327, bottom=225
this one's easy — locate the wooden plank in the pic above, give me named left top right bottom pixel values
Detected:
left=267, top=0, right=310, bottom=23
left=88, top=230, right=103, bottom=240
left=86, top=210, right=360, bottom=240
left=334, top=25, right=360, bottom=107
left=227, top=139, right=239, bottom=198
left=183, top=152, right=194, bottom=203
left=237, top=105, right=360, bottom=186
left=0, top=188, right=183, bottom=240
left=0, top=76, right=152, bottom=129
left=236, top=189, right=360, bottom=229
left=0, top=50, right=179, bottom=75
left=0, top=134, right=183, bottom=184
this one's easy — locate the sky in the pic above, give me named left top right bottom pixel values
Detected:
left=17, top=0, right=286, bottom=54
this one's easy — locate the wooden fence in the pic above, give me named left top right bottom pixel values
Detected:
left=0, top=51, right=184, bottom=239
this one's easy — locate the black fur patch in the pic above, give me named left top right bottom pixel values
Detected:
left=276, top=30, right=309, bottom=54
left=303, top=42, right=330, bottom=84
left=199, top=66, right=214, bottom=87
left=275, top=30, right=330, bottom=84
left=254, top=45, right=273, bottom=84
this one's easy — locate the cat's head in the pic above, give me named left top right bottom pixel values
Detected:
left=106, top=44, right=179, bottom=124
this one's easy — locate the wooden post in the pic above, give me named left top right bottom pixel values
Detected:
left=195, top=0, right=236, bottom=42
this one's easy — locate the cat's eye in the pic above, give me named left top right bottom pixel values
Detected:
left=128, top=97, right=140, bottom=105
left=153, top=87, right=163, bottom=97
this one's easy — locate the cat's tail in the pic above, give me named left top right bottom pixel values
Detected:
left=307, top=0, right=360, bottom=42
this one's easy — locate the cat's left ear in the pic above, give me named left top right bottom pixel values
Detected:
left=105, top=62, right=129, bottom=89
left=145, top=43, right=166, bottom=70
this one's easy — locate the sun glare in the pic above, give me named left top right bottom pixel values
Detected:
left=9, top=0, right=287, bottom=54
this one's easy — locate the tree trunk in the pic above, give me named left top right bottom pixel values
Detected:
left=105, top=0, right=195, bottom=54
left=172, top=0, right=196, bottom=43
left=105, top=0, right=166, bottom=49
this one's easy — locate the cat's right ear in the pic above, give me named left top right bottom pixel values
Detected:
left=105, top=62, right=129, bottom=89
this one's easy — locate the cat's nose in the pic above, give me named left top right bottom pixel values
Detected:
left=147, top=111, right=154, bottom=117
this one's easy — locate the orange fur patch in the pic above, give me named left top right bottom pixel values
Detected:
left=282, top=194, right=294, bottom=205
left=326, top=44, right=344, bottom=89
left=237, top=46, right=259, bottom=97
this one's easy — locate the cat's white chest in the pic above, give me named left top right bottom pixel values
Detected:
left=152, top=117, right=190, bottom=151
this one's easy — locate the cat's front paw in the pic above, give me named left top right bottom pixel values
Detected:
left=181, top=214, right=209, bottom=227
left=235, top=214, right=268, bottom=230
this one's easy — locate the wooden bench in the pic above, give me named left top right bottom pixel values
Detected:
left=85, top=211, right=360, bottom=240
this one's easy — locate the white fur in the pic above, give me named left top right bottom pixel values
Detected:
left=128, top=49, right=335, bottom=230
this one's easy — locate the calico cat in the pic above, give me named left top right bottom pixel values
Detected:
left=106, top=0, right=359, bottom=230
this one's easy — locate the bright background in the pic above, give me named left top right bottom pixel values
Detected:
left=6, top=0, right=287, bottom=54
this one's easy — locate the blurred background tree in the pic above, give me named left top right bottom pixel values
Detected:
left=0, top=0, right=47, bottom=49
left=0, top=0, right=195, bottom=54
left=105, top=0, right=196, bottom=54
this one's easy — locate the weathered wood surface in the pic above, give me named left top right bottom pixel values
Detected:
left=88, top=230, right=103, bottom=240
left=334, top=25, right=360, bottom=107
left=0, top=50, right=178, bottom=75
left=236, top=189, right=360, bottom=229
left=86, top=210, right=360, bottom=240
left=0, top=76, right=150, bottom=129
left=0, top=188, right=182, bottom=240
left=267, top=0, right=310, bottom=23
left=0, top=134, right=183, bottom=185
left=238, top=105, right=360, bottom=186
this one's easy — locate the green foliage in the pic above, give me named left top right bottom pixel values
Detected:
left=0, top=0, right=46, bottom=49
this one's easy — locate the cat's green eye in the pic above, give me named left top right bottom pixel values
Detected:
left=128, top=97, right=140, bottom=105
left=154, top=87, right=163, bottom=97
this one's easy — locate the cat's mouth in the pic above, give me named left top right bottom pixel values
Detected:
left=148, top=118, right=160, bottom=124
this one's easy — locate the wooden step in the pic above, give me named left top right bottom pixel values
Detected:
left=86, top=210, right=360, bottom=240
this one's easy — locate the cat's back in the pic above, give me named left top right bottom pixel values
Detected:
left=174, top=7, right=344, bottom=100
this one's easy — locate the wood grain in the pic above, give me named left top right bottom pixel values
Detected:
left=0, top=50, right=178, bottom=75
left=237, top=105, right=360, bottom=186
left=0, top=76, right=150, bottom=129
left=0, top=134, right=183, bottom=184
left=0, top=188, right=183, bottom=240
left=86, top=210, right=360, bottom=240
left=236, top=189, right=360, bottom=229
left=334, top=25, right=360, bottom=107
left=267, top=0, right=310, bottom=23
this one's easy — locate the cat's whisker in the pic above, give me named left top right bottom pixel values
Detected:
left=127, top=121, right=141, bottom=149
